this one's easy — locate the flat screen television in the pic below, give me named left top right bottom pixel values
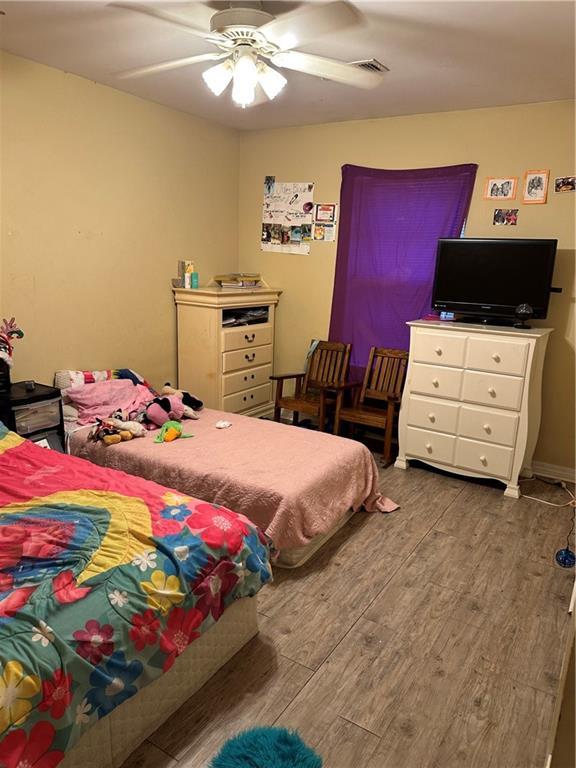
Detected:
left=432, top=238, right=557, bottom=323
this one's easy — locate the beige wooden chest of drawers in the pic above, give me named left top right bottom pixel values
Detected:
left=395, top=320, right=553, bottom=498
left=174, top=286, right=282, bottom=416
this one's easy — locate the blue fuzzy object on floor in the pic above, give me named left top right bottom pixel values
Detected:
left=210, top=727, right=323, bottom=768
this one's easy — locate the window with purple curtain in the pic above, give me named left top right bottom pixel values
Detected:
left=329, top=163, right=477, bottom=379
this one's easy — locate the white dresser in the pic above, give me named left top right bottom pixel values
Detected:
left=395, top=320, right=552, bottom=497
left=174, top=286, right=282, bottom=416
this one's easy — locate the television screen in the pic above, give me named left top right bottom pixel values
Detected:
left=432, top=238, right=557, bottom=319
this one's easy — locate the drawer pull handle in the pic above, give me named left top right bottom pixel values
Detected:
left=250, top=394, right=254, bottom=399
left=244, top=376, right=248, bottom=381
left=245, top=353, right=256, bottom=362
left=483, top=423, right=491, bottom=433
left=432, top=378, right=439, bottom=388
left=425, top=443, right=433, bottom=453
left=245, top=333, right=256, bottom=343
left=428, top=413, right=436, bottom=423
left=492, top=353, right=501, bottom=363
left=488, top=387, right=496, bottom=397
left=480, top=455, right=488, bottom=466
left=435, top=347, right=442, bottom=356
left=243, top=396, right=247, bottom=402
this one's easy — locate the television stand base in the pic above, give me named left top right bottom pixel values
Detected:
left=456, top=315, right=517, bottom=327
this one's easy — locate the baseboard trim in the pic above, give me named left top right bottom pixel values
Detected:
left=532, top=461, right=576, bottom=484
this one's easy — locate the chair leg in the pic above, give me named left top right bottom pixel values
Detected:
left=318, top=389, right=329, bottom=432
left=272, top=380, right=283, bottom=423
left=382, top=406, right=394, bottom=466
left=334, top=392, right=343, bottom=436
left=382, top=438, right=393, bottom=467
left=292, top=411, right=299, bottom=426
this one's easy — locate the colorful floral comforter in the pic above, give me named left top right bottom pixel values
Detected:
left=0, top=423, right=271, bottom=766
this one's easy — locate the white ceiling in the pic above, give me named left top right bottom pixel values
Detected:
left=0, top=0, right=574, bottom=130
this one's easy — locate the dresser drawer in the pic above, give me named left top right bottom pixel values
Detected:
left=14, top=398, right=61, bottom=434
left=405, top=427, right=456, bottom=465
left=411, top=364, right=463, bottom=400
left=223, top=364, right=272, bottom=396
left=465, top=337, right=529, bottom=376
left=455, top=437, right=513, bottom=479
left=222, top=324, right=273, bottom=352
left=459, top=405, right=519, bottom=447
left=412, top=331, right=467, bottom=368
left=222, top=345, right=273, bottom=373
left=461, top=370, right=524, bottom=411
left=407, top=396, right=460, bottom=434
left=223, top=382, right=272, bottom=413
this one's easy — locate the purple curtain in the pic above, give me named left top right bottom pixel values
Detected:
left=329, top=163, right=477, bottom=379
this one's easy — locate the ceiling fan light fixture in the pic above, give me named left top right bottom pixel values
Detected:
left=257, top=62, right=287, bottom=101
left=202, top=59, right=233, bottom=96
left=231, top=48, right=259, bottom=108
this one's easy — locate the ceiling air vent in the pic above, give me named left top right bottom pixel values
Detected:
left=351, top=59, right=389, bottom=73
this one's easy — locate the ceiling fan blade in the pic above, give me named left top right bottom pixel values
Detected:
left=270, top=51, right=384, bottom=89
left=109, top=2, right=221, bottom=43
left=117, top=52, right=227, bottom=79
left=259, top=1, right=362, bottom=51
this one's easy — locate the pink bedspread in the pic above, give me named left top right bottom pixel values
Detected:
left=67, top=379, right=153, bottom=425
left=70, top=408, right=397, bottom=550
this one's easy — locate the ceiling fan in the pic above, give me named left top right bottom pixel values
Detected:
left=112, top=1, right=387, bottom=107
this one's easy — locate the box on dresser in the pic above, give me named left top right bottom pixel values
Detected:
left=395, top=320, right=552, bottom=498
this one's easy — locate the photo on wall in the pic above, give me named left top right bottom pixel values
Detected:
left=493, top=208, right=518, bottom=226
left=522, top=169, right=549, bottom=204
left=483, top=177, right=517, bottom=200
left=554, top=176, right=575, bottom=193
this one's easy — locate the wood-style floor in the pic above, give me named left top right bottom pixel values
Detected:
left=122, top=465, right=575, bottom=768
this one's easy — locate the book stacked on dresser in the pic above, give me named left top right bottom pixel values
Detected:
left=214, top=273, right=262, bottom=289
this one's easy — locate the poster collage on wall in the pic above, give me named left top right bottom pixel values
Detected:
left=261, top=176, right=338, bottom=254
left=484, top=170, right=574, bottom=227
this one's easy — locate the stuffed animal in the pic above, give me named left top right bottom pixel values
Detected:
left=0, top=317, right=24, bottom=367
left=144, top=395, right=186, bottom=429
left=106, top=417, right=147, bottom=438
left=161, top=384, right=203, bottom=417
left=154, top=420, right=194, bottom=443
left=88, top=419, right=134, bottom=446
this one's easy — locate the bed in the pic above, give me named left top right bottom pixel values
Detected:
left=0, top=421, right=271, bottom=768
left=68, top=405, right=397, bottom=568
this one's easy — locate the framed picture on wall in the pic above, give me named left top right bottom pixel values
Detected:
left=483, top=177, right=518, bottom=200
left=554, top=176, right=575, bottom=193
left=522, top=169, right=549, bottom=204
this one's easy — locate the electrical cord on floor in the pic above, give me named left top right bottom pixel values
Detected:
left=519, top=477, right=575, bottom=567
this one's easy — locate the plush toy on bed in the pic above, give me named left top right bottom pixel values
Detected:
left=154, top=420, right=193, bottom=443
left=161, top=384, right=203, bottom=415
left=143, top=395, right=185, bottom=429
left=143, top=386, right=203, bottom=429
left=88, top=418, right=144, bottom=446
left=107, top=417, right=147, bottom=438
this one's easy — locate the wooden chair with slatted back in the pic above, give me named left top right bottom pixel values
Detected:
left=334, top=347, right=409, bottom=466
left=270, top=340, right=352, bottom=431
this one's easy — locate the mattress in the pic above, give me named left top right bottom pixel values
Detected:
left=61, top=597, right=258, bottom=768
left=275, top=508, right=357, bottom=568
left=0, top=423, right=271, bottom=767
left=70, top=407, right=397, bottom=553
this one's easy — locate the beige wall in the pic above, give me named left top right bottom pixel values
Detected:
left=0, top=55, right=573, bottom=468
left=0, top=52, right=238, bottom=388
left=238, top=101, right=575, bottom=469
